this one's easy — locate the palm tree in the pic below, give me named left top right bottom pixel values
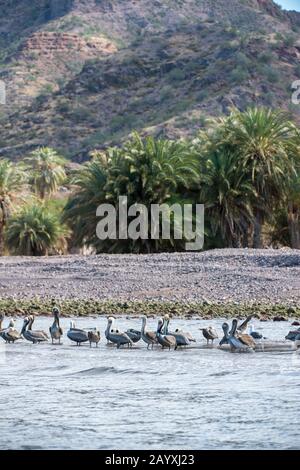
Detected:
left=26, top=147, right=66, bottom=199
left=63, top=156, right=108, bottom=250
left=64, top=133, right=199, bottom=253
left=105, top=133, right=198, bottom=206
left=5, top=204, right=68, bottom=256
left=199, top=149, right=256, bottom=247
left=222, top=108, right=300, bottom=247
left=0, top=159, right=25, bottom=254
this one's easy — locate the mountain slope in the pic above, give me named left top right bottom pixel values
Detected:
left=0, top=0, right=300, bottom=160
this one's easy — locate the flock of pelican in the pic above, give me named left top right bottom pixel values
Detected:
left=0, top=308, right=300, bottom=353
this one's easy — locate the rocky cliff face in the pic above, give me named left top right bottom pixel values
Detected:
left=0, top=0, right=299, bottom=160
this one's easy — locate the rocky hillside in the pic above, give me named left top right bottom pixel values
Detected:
left=0, top=0, right=300, bottom=160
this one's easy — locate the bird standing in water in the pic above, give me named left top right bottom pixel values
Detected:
left=163, top=315, right=192, bottom=347
left=67, top=321, right=89, bottom=346
left=141, top=315, right=157, bottom=349
left=200, top=326, right=218, bottom=345
left=229, top=319, right=254, bottom=352
left=106, top=317, right=133, bottom=349
left=0, top=316, right=21, bottom=343
left=88, top=329, right=101, bottom=348
left=156, top=318, right=177, bottom=350
left=49, top=307, right=63, bottom=344
left=22, top=317, right=49, bottom=344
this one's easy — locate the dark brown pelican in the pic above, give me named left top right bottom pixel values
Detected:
left=156, top=318, right=177, bottom=350
left=21, top=317, right=49, bottom=344
left=106, top=317, right=133, bottom=349
left=49, top=307, right=63, bottom=344
left=141, top=315, right=157, bottom=349
left=67, top=321, right=89, bottom=346
left=200, top=326, right=218, bottom=345
left=88, top=329, right=101, bottom=347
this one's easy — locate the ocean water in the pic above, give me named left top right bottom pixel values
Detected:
left=0, top=316, right=299, bottom=450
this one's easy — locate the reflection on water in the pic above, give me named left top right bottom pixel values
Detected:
left=0, top=317, right=299, bottom=450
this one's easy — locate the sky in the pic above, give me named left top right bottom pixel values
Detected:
left=276, top=0, right=300, bottom=10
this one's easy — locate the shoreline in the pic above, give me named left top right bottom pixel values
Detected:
left=1, top=298, right=299, bottom=320
left=1, top=249, right=299, bottom=320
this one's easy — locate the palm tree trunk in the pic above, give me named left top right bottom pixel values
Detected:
left=253, top=210, right=263, bottom=249
left=288, top=202, right=300, bottom=249
left=241, top=220, right=250, bottom=248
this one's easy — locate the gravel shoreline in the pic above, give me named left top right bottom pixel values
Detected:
left=1, top=248, right=299, bottom=305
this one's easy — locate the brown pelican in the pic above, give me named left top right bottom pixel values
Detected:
left=141, top=315, right=157, bottom=349
left=67, top=321, right=89, bottom=346
left=88, top=329, right=101, bottom=348
left=219, top=322, right=253, bottom=352
left=230, top=319, right=254, bottom=351
left=49, top=307, right=63, bottom=344
left=163, top=316, right=191, bottom=347
left=106, top=317, right=133, bottom=349
left=28, top=315, right=50, bottom=339
left=1, top=319, right=22, bottom=343
left=237, top=315, right=253, bottom=333
left=200, top=326, right=218, bottom=345
left=21, top=317, right=49, bottom=344
left=156, top=318, right=177, bottom=350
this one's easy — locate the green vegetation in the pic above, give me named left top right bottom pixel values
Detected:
left=1, top=107, right=300, bottom=256
left=5, top=203, right=68, bottom=256
left=63, top=133, right=199, bottom=253
left=196, top=108, right=300, bottom=248
left=0, top=297, right=298, bottom=319
left=0, top=160, right=25, bottom=254
left=25, top=147, right=66, bottom=200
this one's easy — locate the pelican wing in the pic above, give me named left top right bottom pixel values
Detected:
left=109, top=331, right=132, bottom=345
left=164, top=334, right=177, bottom=347
left=5, top=329, right=21, bottom=341
left=237, top=333, right=256, bottom=348
left=67, top=329, right=88, bottom=342
left=146, top=330, right=157, bottom=342
left=27, top=331, right=48, bottom=342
